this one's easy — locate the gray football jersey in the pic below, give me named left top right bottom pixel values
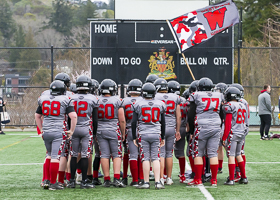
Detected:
left=97, top=95, right=123, bottom=131
left=189, top=91, right=223, bottom=126
left=71, top=93, right=99, bottom=127
left=223, top=101, right=248, bottom=137
left=133, top=99, right=166, bottom=134
left=122, top=96, right=143, bottom=129
left=38, top=94, right=74, bottom=132
left=240, top=98, right=249, bottom=127
left=180, top=97, right=188, bottom=127
left=154, top=93, right=181, bottom=127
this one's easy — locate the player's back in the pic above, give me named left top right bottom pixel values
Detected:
left=123, top=96, right=143, bottom=129
left=223, top=101, right=247, bottom=137
left=71, top=93, right=99, bottom=126
left=190, top=91, right=223, bottom=126
left=38, top=94, right=72, bottom=131
left=155, top=92, right=180, bottom=127
left=97, top=95, right=122, bottom=130
left=134, top=99, right=165, bottom=134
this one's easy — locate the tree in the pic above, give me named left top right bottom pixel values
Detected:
left=102, top=10, right=114, bottom=19
left=0, top=0, right=16, bottom=46
left=108, top=0, right=114, bottom=10
left=236, top=0, right=280, bottom=40
left=16, top=27, right=41, bottom=75
left=9, top=25, right=25, bottom=68
left=48, top=0, right=73, bottom=36
left=73, top=0, right=98, bottom=27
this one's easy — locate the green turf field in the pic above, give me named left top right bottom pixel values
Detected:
left=1, top=132, right=280, bottom=200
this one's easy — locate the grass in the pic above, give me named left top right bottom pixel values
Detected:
left=1, top=132, right=280, bottom=199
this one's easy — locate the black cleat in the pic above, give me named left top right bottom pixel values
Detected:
left=80, top=180, right=95, bottom=189
left=93, top=178, right=102, bottom=185
left=112, top=178, right=126, bottom=188
left=239, top=177, right=248, bottom=184
left=121, top=177, right=128, bottom=186
left=218, top=168, right=223, bottom=174
left=138, top=179, right=144, bottom=185
left=224, top=179, right=235, bottom=186
left=0, top=131, right=5, bottom=135
left=43, top=180, right=50, bottom=189
left=67, top=179, right=76, bottom=188
left=136, top=182, right=150, bottom=189
left=103, top=180, right=111, bottom=187
left=49, top=182, right=64, bottom=190
left=130, top=181, right=139, bottom=187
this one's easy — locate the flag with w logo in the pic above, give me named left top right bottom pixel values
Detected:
left=167, top=0, right=239, bottom=53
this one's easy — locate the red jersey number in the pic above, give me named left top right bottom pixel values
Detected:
left=236, top=109, right=246, bottom=124
left=125, top=104, right=133, bottom=120
left=141, top=107, right=160, bottom=123
left=162, top=100, right=175, bottom=114
left=73, top=101, right=88, bottom=117
left=42, top=101, right=61, bottom=116
left=98, top=104, right=114, bottom=119
left=202, top=98, right=220, bottom=112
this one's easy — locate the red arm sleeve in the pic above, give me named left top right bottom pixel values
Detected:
left=222, top=113, right=232, bottom=141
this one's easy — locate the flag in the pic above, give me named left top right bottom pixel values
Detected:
left=167, top=0, right=239, bottom=53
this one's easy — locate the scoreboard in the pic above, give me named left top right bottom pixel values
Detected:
left=90, top=20, right=233, bottom=84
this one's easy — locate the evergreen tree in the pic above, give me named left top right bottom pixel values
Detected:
left=108, top=0, right=114, bottom=10
left=48, top=0, right=73, bottom=36
left=0, top=0, right=16, bottom=46
left=16, top=27, right=41, bottom=75
left=9, top=25, right=25, bottom=68
left=73, top=0, right=97, bottom=26
left=236, top=0, right=280, bottom=40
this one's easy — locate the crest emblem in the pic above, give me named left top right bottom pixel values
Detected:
left=148, top=47, right=177, bottom=80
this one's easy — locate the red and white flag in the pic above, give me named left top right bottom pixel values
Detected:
left=167, top=0, right=239, bottom=53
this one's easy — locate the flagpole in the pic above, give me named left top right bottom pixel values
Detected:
left=181, top=53, right=195, bottom=80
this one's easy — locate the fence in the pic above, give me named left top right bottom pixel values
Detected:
left=1, top=46, right=280, bottom=126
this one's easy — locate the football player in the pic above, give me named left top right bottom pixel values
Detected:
left=67, top=75, right=99, bottom=189
left=230, top=83, right=249, bottom=182
left=187, top=77, right=223, bottom=187
left=132, top=83, right=166, bottom=189
left=122, top=79, right=143, bottom=186
left=35, top=80, right=77, bottom=190
left=168, top=81, right=188, bottom=183
left=154, top=78, right=181, bottom=185
left=213, top=82, right=228, bottom=174
left=186, top=80, right=199, bottom=183
left=39, top=73, right=72, bottom=188
left=222, top=87, right=248, bottom=185
left=88, top=79, right=103, bottom=185
left=97, top=79, right=126, bottom=187
left=145, top=74, right=159, bottom=83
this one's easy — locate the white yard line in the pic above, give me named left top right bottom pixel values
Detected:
left=0, top=163, right=43, bottom=166
left=198, top=185, right=215, bottom=200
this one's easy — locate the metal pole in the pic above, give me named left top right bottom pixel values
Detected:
left=237, top=7, right=243, bottom=84
left=51, top=45, right=54, bottom=82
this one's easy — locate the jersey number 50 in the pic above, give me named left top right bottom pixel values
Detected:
left=141, top=107, right=160, bottom=123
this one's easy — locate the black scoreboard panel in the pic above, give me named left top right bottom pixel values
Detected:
left=90, top=21, right=233, bottom=84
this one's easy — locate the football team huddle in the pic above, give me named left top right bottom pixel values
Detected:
left=35, top=73, right=249, bottom=191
